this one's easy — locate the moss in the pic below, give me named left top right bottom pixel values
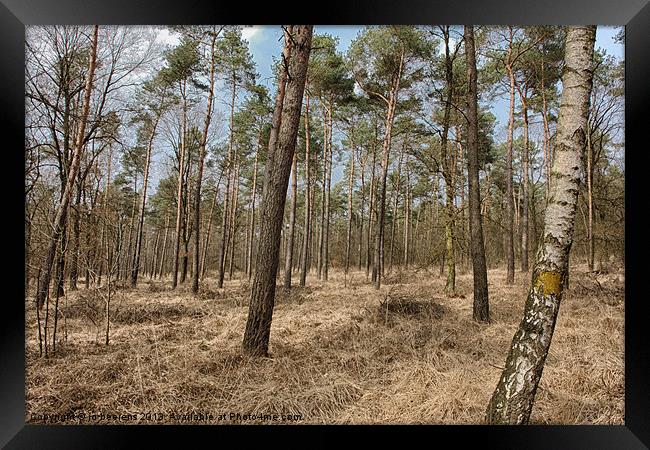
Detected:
left=534, top=271, right=563, bottom=296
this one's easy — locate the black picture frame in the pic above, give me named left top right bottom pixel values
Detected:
left=4, top=0, right=649, bottom=447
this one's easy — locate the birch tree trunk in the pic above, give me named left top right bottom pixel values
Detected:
left=486, top=25, right=596, bottom=424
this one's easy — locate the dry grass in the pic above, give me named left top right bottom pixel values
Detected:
left=25, top=264, right=624, bottom=425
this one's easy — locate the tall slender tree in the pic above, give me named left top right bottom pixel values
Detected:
left=191, top=26, right=220, bottom=294
left=130, top=72, right=174, bottom=287
left=243, top=25, right=313, bottom=357
left=166, top=36, right=201, bottom=289
left=465, top=25, right=490, bottom=322
left=216, top=28, right=257, bottom=287
left=299, top=90, right=312, bottom=287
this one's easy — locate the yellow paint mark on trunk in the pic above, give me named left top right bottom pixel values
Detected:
left=534, top=271, right=563, bottom=296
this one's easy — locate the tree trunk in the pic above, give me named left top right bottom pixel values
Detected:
left=150, top=228, right=160, bottom=280
left=518, top=85, right=531, bottom=273
left=403, top=156, right=411, bottom=269
left=367, top=126, right=377, bottom=280
left=228, top=160, right=240, bottom=279
left=243, top=25, right=312, bottom=357
left=486, top=25, right=596, bottom=424
left=68, top=184, right=82, bottom=291
left=541, top=59, right=552, bottom=199
left=505, top=27, right=516, bottom=284
left=317, top=106, right=328, bottom=280
left=586, top=122, right=594, bottom=272
left=323, top=103, right=333, bottom=281
left=201, top=184, right=218, bottom=280
left=247, top=146, right=259, bottom=279
left=465, top=25, right=489, bottom=322
left=35, top=26, right=99, bottom=310
left=388, top=145, right=403, bottom=272
left=192, top=30, right=218, bottom=293
left=344, top=129, right=355, bottom=285
left=441, top=29, right=456, bottom=296
left=283, top=151, right=298, bottom=289
left=218, top=74, right=238, bottom=288
left=158, top=213, right=170, bottom=279
left=299, top=91, right=311, bottom=287
left=172, top=80, right=188, bottom=289
left=131, top=106, right=163, bottom=287
left=181, top=151, right=193, bottom=284
left=358, top=148, right=366, bottom=271
left=374, top=47, right=404, bottom=290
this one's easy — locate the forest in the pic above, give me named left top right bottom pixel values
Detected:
left=25, top=25, right=624, bottom=424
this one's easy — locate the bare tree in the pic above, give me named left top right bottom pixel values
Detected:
left=35, top=25, right=99, bottom=310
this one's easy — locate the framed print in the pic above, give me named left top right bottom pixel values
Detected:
left=4, top=0, right=649, bottom=447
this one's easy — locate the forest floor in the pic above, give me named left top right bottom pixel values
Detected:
left=25, top=264, right=624, bottom=424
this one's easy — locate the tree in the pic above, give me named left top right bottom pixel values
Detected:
left=35, top=25, right=99, bottom=310
left=464, top=25, right=489, bottom=322
left=216, top=27, right=257, bottom=288
left=130, top=71, right=174, bottom=287
left=484, top=26, right=541, bottom=284
left=486, top=25, right=596, bottom=424
left=349, top=26, right=430, bottom=289
left=191, top=26, right=221, bottom=294
left=307, top=34, right=354, bottom=282
left=299, top=89, right=313, bottom=287
left=165, top=35, right=202, bottom=289
left=434, top=25, right=464, bottom=296
left=283, top=150, right=299, bottom=289
left=242, top=25, right=313, bottom=357
left=584, top=51, right=623, bottom=271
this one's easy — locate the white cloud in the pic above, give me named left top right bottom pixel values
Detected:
left=242, top=26, right=263, bottom=43
left=156, top=28, right=180, bottom=46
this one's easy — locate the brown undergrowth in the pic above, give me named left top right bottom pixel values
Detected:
left=25, top=264, right=624, bottom=424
